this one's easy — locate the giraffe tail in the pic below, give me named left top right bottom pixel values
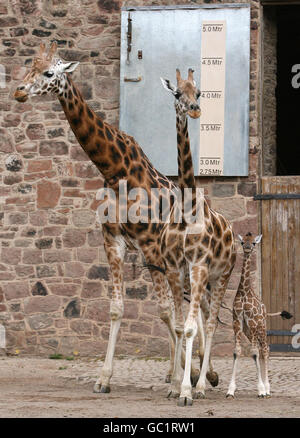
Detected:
left=267, top=310, right=293, bottom=319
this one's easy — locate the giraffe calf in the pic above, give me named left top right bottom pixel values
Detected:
left=226, top=233, right=293, bottom=399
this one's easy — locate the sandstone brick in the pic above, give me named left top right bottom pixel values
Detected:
left=29, top=211, right=48, bottom=226
left=27, top=314, right=53, bottom=330
left=212, top=184, right=236, bottom=198
left=64, top=299, right=80, bottom=318
left=125, top=285, right=147, bottom=300
left=85, top=300, right=110, bottom=322
left=63, top=229, right=86, bottom=247
left=36, top=265, right=57, bottom=278
left=210, top=198, right=246, bottom=221
left=74, top=162, right=100, bottom=178
left=37, top=180, right=61, bottom=209
left=27, top=160, right=52, bottom=173
left=70, top=320, right=92, bottom=335
left=15, top=265, right=35, bottom=278
left=49, top=283, right=79, bottom=297
left=81, top=281, right=102, bottom=298
left=23, top=249, right=43, bottom=265
left=8, top=212, right=28, bottom=225
left=84, top=179, right=104, bottom=190
left=31, top=281, right=48, bottom=296
left=3, top=174, right=22, bottom=185
left=237, top=182, right=257, bottom=197
left=26, top=123, right=45, bottom=140
left=44, top=250, right=71, bottom=263
left=1, top=248, right=22, bottom=265
left=65, top=262, right=85, bottom=278
left=35, top=238, right=53, bottom=249
left=39, top=141, right=68, bottom=156
left=72, top=209, right=95, bottom=227
left=77, top=248, right=98, bottom=263
left=87, top=230, right=103, bottom=247
left=87, top=265, right=109, bottom=280
left=3, top=282, right=30, bottom=300
left=24, top=295, right=61, bottom=314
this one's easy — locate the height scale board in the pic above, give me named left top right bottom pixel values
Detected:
left=120, top=4, right=250, bottom=176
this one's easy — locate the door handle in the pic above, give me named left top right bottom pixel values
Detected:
left=124, top=76, right=142, bottom=82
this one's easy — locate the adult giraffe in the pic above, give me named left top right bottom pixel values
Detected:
left=161, top=68, right=236, bottom=405
left=13, top=42, right=203, bottom=393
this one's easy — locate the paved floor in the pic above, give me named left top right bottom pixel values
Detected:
left=0, top=355, right=299, bottom=417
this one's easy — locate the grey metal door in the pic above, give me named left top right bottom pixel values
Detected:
left=119, top=4, right=250, bottom=177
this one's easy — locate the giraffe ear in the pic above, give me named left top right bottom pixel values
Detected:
left=254, top=234, right=262, bottom=245
left=237, top=234, right=243, bottom=242
left=60, top=61, right=79, bottom=73
left=160, top=77, right=178, bottom=96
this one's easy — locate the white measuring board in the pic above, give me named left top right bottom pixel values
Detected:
left=199, top=21, right=226, bottom=176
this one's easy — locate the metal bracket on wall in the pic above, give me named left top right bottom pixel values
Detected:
left=253, top=193, right=300, bottom=200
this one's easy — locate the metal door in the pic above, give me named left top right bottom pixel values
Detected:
left=119, top=4, right=250, bottom=176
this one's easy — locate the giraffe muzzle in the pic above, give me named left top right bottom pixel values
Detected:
left=188, top=109, right=201, bottom=119
left=14, top=88, right=29, bottom=103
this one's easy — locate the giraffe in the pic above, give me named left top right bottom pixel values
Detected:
left=161, top=68, right=236, bottom=405
left=13, top=42, right=202, bottom=393
left=161, top=68, right=219, bottom=390
left=226, top=232, right=293, bottom=399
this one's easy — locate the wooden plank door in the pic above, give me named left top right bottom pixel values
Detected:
left=261, top=176, right=300, bottom=352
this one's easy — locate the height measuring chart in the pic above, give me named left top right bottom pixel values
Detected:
left=199, top=21, right=226, bottom=176
left=120, top=5, right=250, bottom=176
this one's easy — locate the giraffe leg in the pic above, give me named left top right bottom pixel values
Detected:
left=260, top=339, right=271, bottom=397
left=200, top=295, right=219, bottom=387
left=226, top=320, right=243, bottom=398
left=251, top=338, right=266, bottom=398
left=165, top=333, right=175, bottom=383
left=195, top=277, right=227, bottom=399
left=178, top=265, right=208, bottom=407
left=165, top=270, right=185, bottom=398
left=94, top=232, right=125, bottom=394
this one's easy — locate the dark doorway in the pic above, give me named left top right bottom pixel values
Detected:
left=276, top=6, right=300, bottom=175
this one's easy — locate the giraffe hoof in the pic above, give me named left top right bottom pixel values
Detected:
left=194, top=391, right=206, bottom=400
left=190, top=370, right=200, bottom=387
left=178, top=397, right=193, bottom=407
left=226, top=394, right=235, bottom=400
left=257, top=394, right=265, bottom=399
left=165, top=374, right=172, bottom=384
left=265, top=394, right=271, bottom=398
left=206, top=371, right=219, bottom=387
left=93, top=383, right=110, bottom=394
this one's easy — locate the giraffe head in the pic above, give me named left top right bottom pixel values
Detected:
left=160, top=68, right=201, bottom=119
left=14, top=42, right=79, bottom=103
left=238, top=232, right=262, bottom=254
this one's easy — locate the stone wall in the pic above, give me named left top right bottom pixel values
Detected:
left=0, top=0, right=261, bottom=358
left=262, top=6, right=277, bottom=176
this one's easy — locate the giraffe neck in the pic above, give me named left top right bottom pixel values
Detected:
left=175, top=106, right=196, bottom=190
left=57, top=74, right=131, bottom=185
left=238, top=252, right=252, bottom=294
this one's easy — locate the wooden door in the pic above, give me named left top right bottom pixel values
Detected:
left=259, top=176, right=300, bottom=352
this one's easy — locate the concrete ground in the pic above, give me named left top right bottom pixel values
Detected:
left=0, top=355, right=299, bottom=418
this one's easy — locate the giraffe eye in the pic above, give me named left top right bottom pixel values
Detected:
left=174, top=91, right=182, bottom=100
left=43, top=71, right=54, bottom=78
left=196, top=90, right=200, bottom=99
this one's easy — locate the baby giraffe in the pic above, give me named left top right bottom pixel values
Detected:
left=226, top=232, right=292, bottom=399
